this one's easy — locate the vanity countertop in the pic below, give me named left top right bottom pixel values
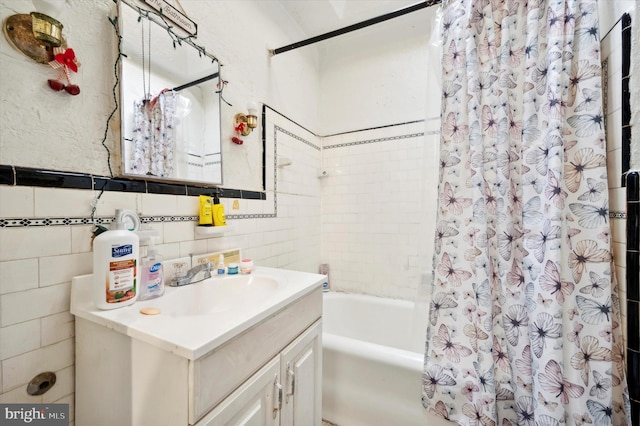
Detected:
left=71, top=266, right=324, bottom=360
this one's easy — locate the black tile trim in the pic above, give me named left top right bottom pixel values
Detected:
left=621, top=13, right=631, bottom=187
left=628, top=251, right=639, bottom=302
left=628, top=301, right=640, bottom=351
left=628, top=172, right=639, bottom=202
left=1, top=165, right=266, bottom=202
left=628, top=201, right=639, bottom=251
left=631, top=400, right=639, bottom=426
left=146, top=181, right=188, bottom=196
left=629, top=350, right=640, bottom=401
left=16, top=167, right=93, bottom=189
left=0, top=165, right=14, bottom=185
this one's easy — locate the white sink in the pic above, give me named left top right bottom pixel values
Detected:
left=71, top=266, right=324, bottom=359
left=167, top=275, right=280, bottom=316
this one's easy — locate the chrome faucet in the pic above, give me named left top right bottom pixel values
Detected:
left=168, top=262, right=212, bottom=287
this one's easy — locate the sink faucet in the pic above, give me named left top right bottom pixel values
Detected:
left=168, top=262, right=212, bottom=287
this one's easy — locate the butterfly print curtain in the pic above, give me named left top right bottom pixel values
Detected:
left=422, top=0, right=631, bottom=424
left=131, top=90, right=177, bottom=177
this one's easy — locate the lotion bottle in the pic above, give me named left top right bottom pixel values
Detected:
left=138, top=240, right=164, bottom=301
left=217, top=254, right=226, bottom=275
left=212, top=195, right=226, bottom=226
left=92, top=209, right=139, bottom=310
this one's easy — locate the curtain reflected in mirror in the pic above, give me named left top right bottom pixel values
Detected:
left=119, top=0, right=223, bottom=185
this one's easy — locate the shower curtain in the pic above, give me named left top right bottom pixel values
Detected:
left=131, top=90, right=177, bottom=177
left=422, top=0, right=630, bottom=425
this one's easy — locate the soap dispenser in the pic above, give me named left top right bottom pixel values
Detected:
left=138, top=239, right=165, bottom=301
left=92, top=209, right=140, bottom=310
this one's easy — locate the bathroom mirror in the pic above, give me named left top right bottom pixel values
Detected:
left=118, top=0, right=223, bottom=185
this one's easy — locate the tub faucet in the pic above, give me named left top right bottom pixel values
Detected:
left=168, top=262, right=212, bottom=287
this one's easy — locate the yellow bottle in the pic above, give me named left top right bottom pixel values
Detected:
left=199, top=195, right=213, bottom=226
left=212, top=195, right=226, bottom=226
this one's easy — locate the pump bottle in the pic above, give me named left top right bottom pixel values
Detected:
left=92, top=209, right=140, bottom=309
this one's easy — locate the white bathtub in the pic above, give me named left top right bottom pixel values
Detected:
left=322, top=292, right=452, bottom=426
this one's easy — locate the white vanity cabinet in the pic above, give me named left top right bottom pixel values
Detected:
left=71, top=268, right=324, bottom=426
left=197, top=320, right=322, bottom=426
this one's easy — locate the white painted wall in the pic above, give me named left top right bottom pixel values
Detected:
left=318, top=5, right=440, bottom=134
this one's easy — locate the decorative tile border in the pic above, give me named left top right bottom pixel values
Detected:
left=610, top=211, right=628, bottom=219
left=0, top=215, right=198, bottom=228
left=324, top=131, right=438, bottom=150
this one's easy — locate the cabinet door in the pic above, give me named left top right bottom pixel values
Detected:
left=196, top=357, right=282, bottom=426
left=280, top=320, right=322, bottom=426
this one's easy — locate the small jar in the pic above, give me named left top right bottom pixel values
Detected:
left=228, top=263, right=239, bottom=275
left=240, top=259, right=254, bottom=274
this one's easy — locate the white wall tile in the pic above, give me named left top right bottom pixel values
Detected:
left=1, top=339, right=74, bottom=392
left=612, top=242, right=626, bottom=269
left=0, top=259, right=38, bottom=295
left=41, top=365, right=73, bottom=404
left=71, top=225, right=94, bottom=254
left=34, top=188, right=94, bottom=218
left=606, top=148, right=623, bottom=189
left=39, top=253, right=92, bottom=287
left=93, top=191, right=140, bottom=217
left=606, top=109, right=622, bottom=152
left=178, top=240, right=208, bottom=258
left=1, top=283, right=71, bottom=327
left=611, top=218, right=627, bottom=244
left=54, top=392, right=74, bottom=422
left=0, top=187, right=33, bottom=218
left=40, top=312, right=74, bottom=347
left=0, top=382, right=42, bottom=404
left=141, top=193, right=178, bottom=216
left=0, top=227, right=71, bottom=261
left=606, top=69, right=623, bottom=116
left=163, top=222, right=195, bottom=243
left=609, top=187, right=627, bottom=212
left=0, top=320, right=41, bottom=360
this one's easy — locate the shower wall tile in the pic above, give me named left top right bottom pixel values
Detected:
left=321, top=120, right=437, bottom=299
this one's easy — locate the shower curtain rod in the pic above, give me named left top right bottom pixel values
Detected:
left=172, top=72, right=219, bottom=92
left=269, top=0, right=442, bottom=56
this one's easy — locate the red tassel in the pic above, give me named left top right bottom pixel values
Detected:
left=232, top=136, right=244, bottom=145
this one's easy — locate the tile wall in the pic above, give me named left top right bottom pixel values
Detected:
left=601, top=12, right=639, bottom=423
left=320, top=117, right=440, bottom=299
left=0, top=107, right=322, bottom=423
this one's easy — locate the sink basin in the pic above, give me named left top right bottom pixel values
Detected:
left=167, top=274, right=280, bottom=316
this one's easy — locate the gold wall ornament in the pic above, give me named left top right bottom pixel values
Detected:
left=3, top=13, right=66, bottom=64
left=30, top=12, right=63, bottom=46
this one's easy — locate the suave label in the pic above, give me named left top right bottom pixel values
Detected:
left=106, top=244, right=136, bottom=303
left=112, top=244, right=133, bottom=257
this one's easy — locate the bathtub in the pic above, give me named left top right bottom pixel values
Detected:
left=322, top=292, right=452, bottom=426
